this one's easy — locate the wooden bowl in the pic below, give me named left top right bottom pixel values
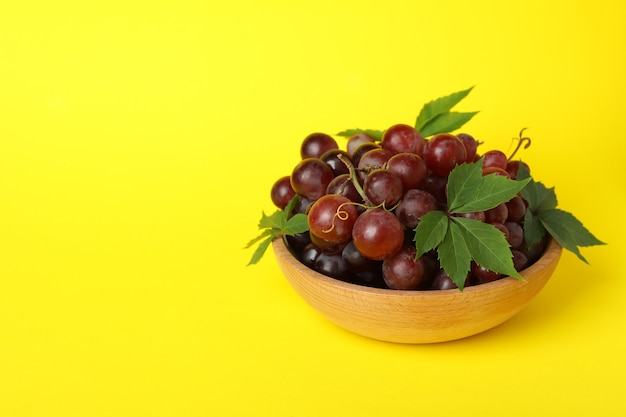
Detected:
left=273, top=238, right=562, bottom=344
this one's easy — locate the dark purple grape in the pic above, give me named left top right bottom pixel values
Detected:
left=300, top=133, right=338, bottom=159
left=309, top=232, right=348, bottom=255
left=326, top=174, right=362, bottom=203
left=314, top=252, right=350, bottom=280
left=504, top=221, right=524, bottom=249
left=422, top=174, right=448, bottom=203
left=341, top=240, right=379, bottom=273
left=300, top=243, right=322, bottom=268
left=471, top=262, right=502, bottom=283
left=512, top=249, right=529, bottom=271
left=506, top=195, right=526, bottom=222
left=352, top=264, right=385, bottom=288
left=485, top=203, right=508, bottom=224
left=491, top=222, right=510, bottom=242
left=430, top=269, right=469, bottom=290
left=285, top=232, right=311, bottom=254
left=290, top=194, right=314, bottom=216
left=320, top=149, right=351, bottom=176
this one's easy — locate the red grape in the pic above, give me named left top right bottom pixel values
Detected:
left=382, top=245, right=427, bottom=290
left=482, top=150, right=508, bottom=170
left=363, top=169, right=403, bottom=208
left=423, top=133, right=467, bottom=177
left=300, top=133, right=338, bottom=159
left=506, top=195, right=526, bottom=222
left=308, top=194, right=358, bottom=244
left=456, top=133, right=479, bottom=163
left=290, top=158, right=335, bottom=200
left=270, top=175, right=296, bottom=210
left=347, top=133, right=375, bottom=156
left=381, top=124, right=425, bottom=156
left=505, top=160, right=530, bottom=179
left=395, top=189, right=438, bottom=229
left=352, top=208, right=403, bottom=260
left=386, top=152, right=428, bottom=190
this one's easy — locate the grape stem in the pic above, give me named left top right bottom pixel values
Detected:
left=337, top=153, right=371, bottom=205
left=508, top=128, right=531, bottom=160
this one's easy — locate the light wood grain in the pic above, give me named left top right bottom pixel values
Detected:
left=273, top=238, right=562, bottom=344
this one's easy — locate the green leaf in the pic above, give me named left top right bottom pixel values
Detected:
left=516, top=161, right=531, bottom=181
left=438, top=221, right=472, bottom=290
left=247, top=195, right=310, bottom=265
left=415, top=86, right=474, bottom=132
left=454, top=217, right=522, bottom=280
left=538, top=208, right=606, bottom=263
left=446, top=159, right=484, bottom=212
left=282, top=213, right=309, bottom=235
left=283, top=194, right=299, bottom=219
left=523, top=209, right=546, bottom=249
left=414, top=210, right=449, bottom=258
left=258, top=210, right=285, bottom=230
left=247, top=235, right=276, bottom=266
left=534, top=182, right=558, bottom=213
left=244, top=228, right=274, bottom=249
left=450, top=167, right=530, bottom=214
left=419, top=111, right=480, bottom=137
left=521, top=178, right=557, bottom=215
left=336, top=128, right=384, bottom=142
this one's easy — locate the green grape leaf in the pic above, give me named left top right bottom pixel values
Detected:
left=415, top=86, right=475, bottom=132
left=446, top=159, right=484, bottom=212
left=419, top=111, right=480, bottom=137
left=438, top=221, right=472, bottom=291
left=448, top=161, right=530, bottom=214
left=534, top=183, right=558, bottom=213
left=453, top=217, right=523, bottom=280
left=414, top=210, right=449, bottom=258
left=258, top=209, right=286, bottom=230
left=537, top=208, right=606, bottom=263
left=282, top=213, right=309, bottom=235
left=518, top=163, right=558, bottom=214
left=247, top=235, right=276, bottom=266
left=523, top=209, right=546, bottom=249
left=336, top=128, right=384, bottom=142
left=246, top=196, right=310, bottom=265
left=244, top=228, right=274, bottom=249
left=521, top=178, right=557, bottom=214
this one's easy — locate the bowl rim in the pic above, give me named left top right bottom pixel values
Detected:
left=273, top=236, right=562, bottom=297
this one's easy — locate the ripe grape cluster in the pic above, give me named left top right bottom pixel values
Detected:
left=271, top=125, right=547, bottom=290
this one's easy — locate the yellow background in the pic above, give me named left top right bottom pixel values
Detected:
left=1, top=1, right=625, bottom=416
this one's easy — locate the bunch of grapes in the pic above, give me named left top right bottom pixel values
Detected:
left=270, top=125, right=546, bottom=291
